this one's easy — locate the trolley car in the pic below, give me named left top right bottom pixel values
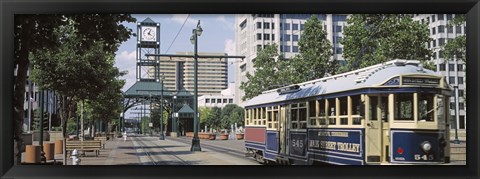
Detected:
left=244, top=59, right=451, bottom=165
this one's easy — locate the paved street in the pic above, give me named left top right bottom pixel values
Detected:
left=67, top=135, right=259, bottom=165
left=22, top=134, right=465, bottom=165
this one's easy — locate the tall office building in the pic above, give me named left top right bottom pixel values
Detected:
left=148, top=52, right=229, bottom=96
left=234, top=14, right=349, bottom=106
left=412, top=14, right=467, bottom=131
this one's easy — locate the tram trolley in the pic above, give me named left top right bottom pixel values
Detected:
left=243, top=59, right=452, bottom=165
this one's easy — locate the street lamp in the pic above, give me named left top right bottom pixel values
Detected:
left=453, top=55, right=460, bottom=144
left=172, top=95, right=177, bottom=137
left=190, top=20, right=202, bottom=151
left=159, top=74, right=165, bottom=140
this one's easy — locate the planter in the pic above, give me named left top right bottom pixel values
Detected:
left=219, top=134, right=228, bottom=140
left=43, top=143, right=55, bottom=161
left=209, top=134, right=216, bottom=140
left=236, top=133, right=244, bottom=140
left=25, top=145, right=40, bottom=163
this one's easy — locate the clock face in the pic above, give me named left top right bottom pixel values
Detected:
left=141, top=26, right=157, bottom=41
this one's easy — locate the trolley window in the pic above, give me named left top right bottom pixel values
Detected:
left=328, top=98, right=336, bottom=125
left=395, top=93, right=414, bottom=121
left=340, top=97, right=348, bottom=125
left=309, top=100, right=316, bottom=117
left=418, top=93, right=435, bottom=122
left=369, top=96, right=378, bottom=121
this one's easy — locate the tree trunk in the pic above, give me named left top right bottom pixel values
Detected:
left=13, top=49, right=29, bottom=165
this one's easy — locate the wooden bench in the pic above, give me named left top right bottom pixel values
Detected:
left=94, top=137, right=107, bottom=149
left=66, top=140, right=102, bottom=157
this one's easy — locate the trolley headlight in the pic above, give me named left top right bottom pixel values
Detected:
left=421, top=141, right=432, bottom=152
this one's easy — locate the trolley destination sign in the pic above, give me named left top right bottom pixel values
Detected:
left=402, top=77, right=440, bottom=85
left=307, top=129, right=363, bottom=154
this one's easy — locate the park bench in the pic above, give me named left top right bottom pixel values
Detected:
left=94, top=136, right=107, bottom=149
left=66, top=140, right=102, bottom=157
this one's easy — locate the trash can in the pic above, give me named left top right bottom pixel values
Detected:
left=43, top=143, right=55, bottom=161
left=55, top=140, right=63, bottom=154
left=25, top=145, right=40, bottom=163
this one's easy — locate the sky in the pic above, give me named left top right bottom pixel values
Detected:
left=114, top=14, right=236, bottom=93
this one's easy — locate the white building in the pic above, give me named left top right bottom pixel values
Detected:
left=412, top=14, right=466, bottom=131
left=198, top=82, right=236, bottom=108
left=234, top=14, right=349, bottom=106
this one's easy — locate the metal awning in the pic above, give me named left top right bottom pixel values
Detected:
left=124, top=81, right=173, bottom=98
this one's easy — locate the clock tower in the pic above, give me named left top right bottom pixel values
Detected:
left=137, top=17, right=161, bottom=82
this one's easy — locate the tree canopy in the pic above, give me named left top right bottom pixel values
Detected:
left=341, top=14, right=433, bottom=71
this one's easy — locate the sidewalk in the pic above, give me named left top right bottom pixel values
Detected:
left=75, top=137, right=141, bottom=165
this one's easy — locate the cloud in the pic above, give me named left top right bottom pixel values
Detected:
left=224, top=38, right=236, bottom=56
left=169, top=14, right=197, bottom=28
left=215, top=15, right=235, bottom=31
left=114, top=50, right=137, bottom=92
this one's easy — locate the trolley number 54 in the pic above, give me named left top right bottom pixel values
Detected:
left=414, top=154, right=434, bottom=161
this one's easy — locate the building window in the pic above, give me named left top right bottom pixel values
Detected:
left=334, top=25, right=342, bottom=32
left=292, top=23, right=298, bottom=30
left=449, top=77, right=455, bottom=83
left=458, top=64, right=463, bottom=71
left=447, top=26, right=453, bottom=33
left=432, top=27, right=436, bottom=35
left=449, top=64, right=455, bottom=71
left=264, top=33, right=270, bottom=40
left=217, top=99, right=222, bottom=103
left=257, top=45, right=262, bottom=52
left=206, top=99, right=210, bottom=103
left=335, top=48, right=343, bottom=54
left=426, top=17, right=430, bottom=23
left=257, top=33, right=262, bottom=40
left=439, top=51, right=444, bottom=58
left=458, top=77, right=464, bottom=84
left=459, top=102, right=464, bottom=110
left=459, top=115, right=465, bottom=129
left=284, top=23, right=290, bottom=30
left=438, top=38, right=445, bottom=46
left=272, top=34, right=275, bottom=41
left=438, top=25, right=445, bottom=33
left=300, top=24, right=304, bottom=30
left=292, top=35, right=299, bottom=41
left=458, top=90, right=464, bottom=97
left=439, top=63, right=446, bottom=71
left=229, top=99, right=233, bottom=103
left=447, top=14, right=452, bottom=20
left=431, top=15, right=436, bottom=22
left=280, top=45, right=284, bottom=52
left=264, top=22, right=270, bottom=29
left=432, top=40, right=436, bottom=48
left=456, top=25, right=462, bottom=33
left=292, top=46, right=299, bottom=52
left=284, top=45, right=291, bottom=52
left=223, top=99, right=227, bottom=103
left=284, top=34, right=291, bottom=41
left=256, top=22, right=262, bottom=29
left=437, top=14, right=444, bottom=20
left=272, top=23, right=275, bottom=29
left=450, top=102, right=455, bottom=109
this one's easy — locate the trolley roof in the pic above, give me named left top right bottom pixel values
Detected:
left=245, top=59, right=445, bottom=108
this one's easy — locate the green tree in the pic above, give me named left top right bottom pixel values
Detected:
left=342, top=14, right=433, bottom=71
left=240, top=44, right=286, bottom=100
left=442, top=14, right=466, bottom=99
left=220, top=104, right=244, bottom=129
left=15, top=14, right=135, bottom=164
left=295, top=15, right=335, bottom=81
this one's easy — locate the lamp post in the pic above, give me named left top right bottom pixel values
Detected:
left=172, top=95, right=177, bottom=137
left=39, top=90, right=46, bottom=163
left=190, top=20, right=203, bottom=151
left=453, top=55, right=460, bottom=144
left=159, top=75, right=165, bottom=140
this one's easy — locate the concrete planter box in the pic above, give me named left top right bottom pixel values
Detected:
left=49, top=131, right=64, bottom=142
left=209, top=134, right=216, bottom=140
left=219, top=134, right=228, bottom=140
left=236, top=133, right=244, bottom=140
left=32, top=131, right=50, bottom=141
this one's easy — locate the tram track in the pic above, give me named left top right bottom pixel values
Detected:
left=167, top=137, right=257, bottom=163
left=133, top=136, right=191, bottom=165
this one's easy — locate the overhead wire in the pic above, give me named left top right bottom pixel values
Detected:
left=164, top=14, right=191, bottom=54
